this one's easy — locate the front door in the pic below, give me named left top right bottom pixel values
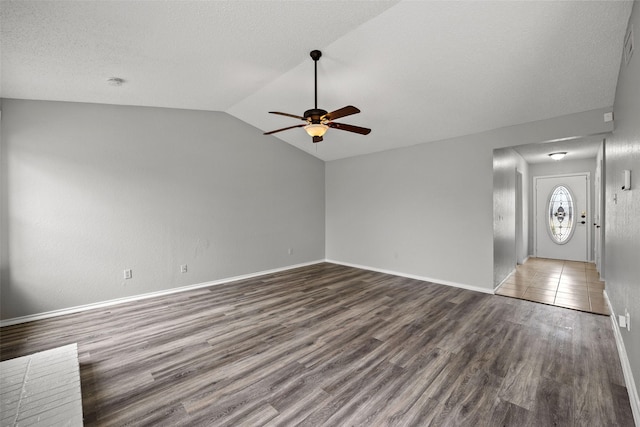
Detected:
left=535, top=174, right=589, bottom=262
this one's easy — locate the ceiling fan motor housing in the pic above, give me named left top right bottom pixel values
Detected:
left=304, top=108, right=328, bottom=124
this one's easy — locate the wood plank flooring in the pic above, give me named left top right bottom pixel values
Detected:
left=0, top=263, right=634, bottom=426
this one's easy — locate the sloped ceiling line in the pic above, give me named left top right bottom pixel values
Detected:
left=0, top=0, right=633, bottom=161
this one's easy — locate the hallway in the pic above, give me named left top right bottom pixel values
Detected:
left=496, top=258, right=609, bottom=315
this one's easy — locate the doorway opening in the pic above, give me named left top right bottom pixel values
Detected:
left=492, top=136, right=608, bottom=312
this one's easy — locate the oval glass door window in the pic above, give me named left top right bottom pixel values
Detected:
left=547, top=185, right=575, bottom=244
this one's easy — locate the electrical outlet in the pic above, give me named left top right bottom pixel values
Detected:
left=124, top=269, right=132, bottom=280
left=625, top=308, right=631, bottom=331
left=619, top=314, right=627, bottom=328
left=180, top=264, right=188, bottom=273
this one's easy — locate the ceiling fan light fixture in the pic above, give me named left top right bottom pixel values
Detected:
left=263, top=49, right=371, bottom=141
left=304, top=123, right=329, bottom=137
left=549, top=152, right=568, bottom=160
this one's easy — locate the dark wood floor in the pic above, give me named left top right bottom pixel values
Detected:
left=0, top=263, right=634, bottom=426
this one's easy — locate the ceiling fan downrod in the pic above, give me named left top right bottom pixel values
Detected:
left=310, top=50, right=321, bottom=110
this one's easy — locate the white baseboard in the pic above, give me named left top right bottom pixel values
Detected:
left=325, top=259, right=494, bottom=295
left=0, top=260, right=325, bottom=328
left=604, top=290, right=640, bottom=426
left=494, top=267, right=517, bottom=291
left=519, top=255, right=530, bottom=264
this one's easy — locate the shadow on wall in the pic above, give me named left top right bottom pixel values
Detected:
left=0, top=277, right=43, bottom=325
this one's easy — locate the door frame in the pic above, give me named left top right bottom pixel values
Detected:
left=595, top=139, right=606, bottom=278
left=533, top=172, right=591, bottom=261
left=516, top=170, right=525, bottom=264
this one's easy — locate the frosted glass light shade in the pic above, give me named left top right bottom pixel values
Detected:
left=304, top=124, right=328, bottom=137
left=549, top=152, right=567, bottom=160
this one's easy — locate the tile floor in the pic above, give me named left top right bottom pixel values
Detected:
left=495, top=257, right=609, bottom=315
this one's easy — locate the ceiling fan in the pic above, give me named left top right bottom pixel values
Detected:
left=264, top=50, right=371, bottom=143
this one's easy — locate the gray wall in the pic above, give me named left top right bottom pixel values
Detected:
left=606, top=1, right=640, bottom=403
left=326, top=107, right=613, bottom=292
left=493, top=148, right=516, bottom=287
left=528, top=158, right=598, bottom=260
left=493, top=147, right=529, bottom=288
left=0, top=99, right=325, bottom=319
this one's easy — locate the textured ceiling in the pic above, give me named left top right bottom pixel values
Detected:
left=1, top=1, right=633, bottom=161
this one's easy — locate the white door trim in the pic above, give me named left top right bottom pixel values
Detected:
left=516, top=170, right=525, bottom=264
left=533, top=172, right=591, bottom=261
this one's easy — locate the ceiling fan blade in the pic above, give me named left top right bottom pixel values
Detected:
left=328, top=122, right=371, bottom=135
left=269, top=111, right=307, bottom=121
left=263, top=124, right=306, bottom=135
left=323, top=105, right=360, bottom=121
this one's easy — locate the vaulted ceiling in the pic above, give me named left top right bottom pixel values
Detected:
left=1, top=1, right=633, bottom=161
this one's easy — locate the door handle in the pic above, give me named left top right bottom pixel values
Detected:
left=580, top=221, right=586, bottom=224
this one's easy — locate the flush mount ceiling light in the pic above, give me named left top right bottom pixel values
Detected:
left=549, top=152, right=567, bottom=160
